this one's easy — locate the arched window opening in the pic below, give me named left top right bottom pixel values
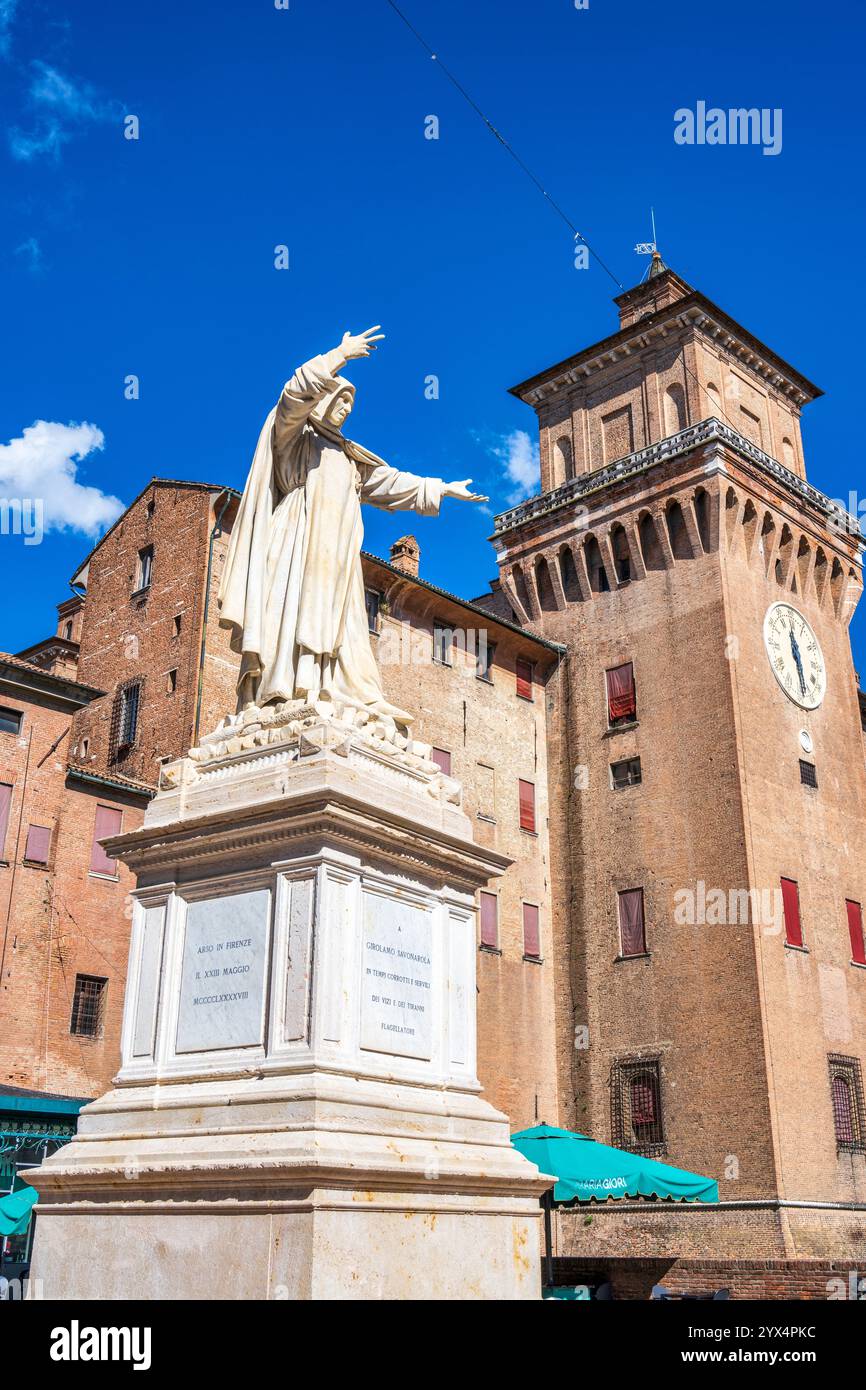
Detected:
left=584, top=535, right=610, bottom=594
left=639, top=513, right=665, bottom=572
left=666, top=501, right=693, bottom=560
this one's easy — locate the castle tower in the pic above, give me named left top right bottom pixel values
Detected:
left=493, top=262, right=866, bottom=1274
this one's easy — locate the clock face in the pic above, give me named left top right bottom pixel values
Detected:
left=763, top=603, right=826, bottom=710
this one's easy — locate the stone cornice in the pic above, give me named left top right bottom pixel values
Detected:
left=493, top=417, right=863, bottom=546
left=104, top=787, right=512, bottom=891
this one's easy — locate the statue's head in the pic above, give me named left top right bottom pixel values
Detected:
left=327, top=389, right=354, bottom=428
left=312, top=377, right=357, bottom=433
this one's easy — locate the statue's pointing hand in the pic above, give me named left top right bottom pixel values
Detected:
left=340, top=326, right=386, bottom=360
left=445, top=478, right=489, bottom=504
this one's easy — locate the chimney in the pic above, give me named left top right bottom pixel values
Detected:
left=389, top=535, right=420, bottom=578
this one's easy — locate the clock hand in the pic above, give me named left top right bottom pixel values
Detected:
left=789, top=628, right=807, bottom=695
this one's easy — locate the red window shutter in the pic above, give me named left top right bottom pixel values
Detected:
left=0, top=783, right=12, bottom=856
left=90, top=805, right=122, bottom=875
left=523, top=903, right=540, bottom=958
left=516, top=659, right=534, bottom=701
left=430, top=748, right=452, bottom=777
left=846, top=900, right=866, bottom=966
left=606, top=662, right=636, bottom=723
left=631, top=1078, right=656, bottom=1126
left=479, top=891, right=498, bottom=948
left=781, top=878, right=803, bottom=947
left=518, top=779, right=536, bottom=833
left=24, top=824, right=51, bottom=865
left=618, top=889, right=646, bottom=956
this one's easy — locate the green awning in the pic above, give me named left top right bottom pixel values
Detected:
left=511, top=1124, right=719, bottom=1204
left=0, top=1185, right=38, bottom=1237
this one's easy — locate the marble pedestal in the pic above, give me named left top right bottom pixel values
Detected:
left=27, top=702, right=549, bottom=1300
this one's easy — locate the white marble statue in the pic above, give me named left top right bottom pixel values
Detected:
left=219, top=328, right=486, bottom=723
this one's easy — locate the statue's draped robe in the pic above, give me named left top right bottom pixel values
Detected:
left=218, top=355, right=445, bottom=712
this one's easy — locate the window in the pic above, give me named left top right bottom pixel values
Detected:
left=135, top=546, right=154, bottom=592
left=799, top=760, right=818, bottom=788
left=781, top=877, right=804, bottom=948
left=90, top=805, right=122, bottom=876
left=611, top=756, right=642, bottom=790
left=173, top=614, right=182, bottom=637
left=618, top=888, right=647, bottom=957
left=146, top=498, right=155, bottom=518
left=167, top=669, right=178, bottom=693
left=518, top=779, right=536, bottom=833
left=63, top=620, right=73, bottom=640
left=70, top=975, right=108, bottom=1038
left=606, top=662, right=636, bottom=725
left=479, top=891, right=499, bottom=949
left=611, top=1058, right=665, bottom=1155
left=112, top=681, right=141, bottom=759
left=516, top=658, right=534, bottom=701
left=24, top=824, right=51, bottom=865
left=476, top=636, right=495, bottom=682
left=430, top=747, right=452, bottom=777
left=365, top=589, right=381, bottom=634
left=0, top=706, right=22, bottom=736
left=0, top=782, right=12, bottom=858
left=828, top=1055, right=865, bottom=1153
left=523, top=903, right=541, bottom=959
left=433, top=624, right=453, bottom=666
left=847, top=900, right=866, bottom=966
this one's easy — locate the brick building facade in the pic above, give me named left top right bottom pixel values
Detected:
left=2, top=258, right=864, bottom=1293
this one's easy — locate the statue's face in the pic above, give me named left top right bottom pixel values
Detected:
left=328, top=393, right=354, bottom=428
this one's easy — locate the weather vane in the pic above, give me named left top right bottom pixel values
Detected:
left=633, top=207, right=658, bottom=259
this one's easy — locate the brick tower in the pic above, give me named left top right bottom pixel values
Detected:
left=492, top=256, right=866, bottom=1273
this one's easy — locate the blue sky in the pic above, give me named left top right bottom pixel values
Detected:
left=1, top=0, right=864, bottom=671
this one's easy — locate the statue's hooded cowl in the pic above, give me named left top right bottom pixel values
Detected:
left=218, top=355, right=445, bottom=720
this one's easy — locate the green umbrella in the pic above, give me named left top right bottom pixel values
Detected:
left=512, top=1124, right=719, bottom=1204
left=0, top=1186, right=38, bottom=1238
left=512, top=1124, right=718, bottom=1291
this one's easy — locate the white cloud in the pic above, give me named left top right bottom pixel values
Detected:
left=14, top=236, right=43, bottom=274
left=0, top=0, right=19, bottom=59
left=489, top=428, right=540, bottom=505
left=9, top=61, right=121, bottom=162
left=0, top=420, right=124, bottom=537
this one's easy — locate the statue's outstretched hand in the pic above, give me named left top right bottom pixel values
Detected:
left=340, top=326, right=385, bottom=360
left=445, top=478, right=488, bottom=503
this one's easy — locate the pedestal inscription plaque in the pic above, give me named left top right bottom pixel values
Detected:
left=176, top=889, right=271, bottom=1053
left=360, top=892, right=433, bottom=1060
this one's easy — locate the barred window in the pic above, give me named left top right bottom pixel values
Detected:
left=828, top=1055, right=866, bottom=1153
left=70, top=974, right=108, bottom=1038
left=799, top=760, right=818, bottom=788
left=611, top=1057, right=666, bottom=1155
left=110, top=680, right=142, bottom=762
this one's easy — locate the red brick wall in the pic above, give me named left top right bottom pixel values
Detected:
left=554, top=1256, right=863, bottom=1300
